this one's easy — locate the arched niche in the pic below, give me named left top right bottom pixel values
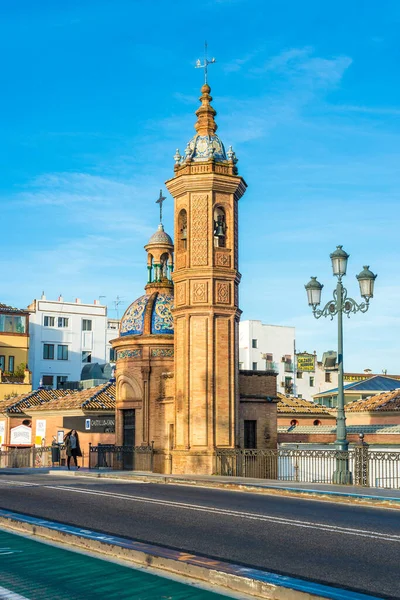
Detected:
left=117, top=375, right=142, bottom=402
left=178, top=209, right=188, bottom=251
left=213, top=206, right=226, bottom=248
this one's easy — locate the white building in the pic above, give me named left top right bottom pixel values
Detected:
left=239, top=321, right=296, bottom=395
left=28, top=295, right=120, bottom=389
left=239, top=320, right=337, bottom=401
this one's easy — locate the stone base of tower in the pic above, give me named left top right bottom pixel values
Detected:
left=170, top=449, right=218, bottom=475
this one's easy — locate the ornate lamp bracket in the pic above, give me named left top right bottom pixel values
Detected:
left=311, top=286, right=370, bottom=320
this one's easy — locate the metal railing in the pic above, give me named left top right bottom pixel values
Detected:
left=215, top=446, right=400, bottom=489
left=89, top=444, right=154, bottom=471
left=0, top=445, right=86, bottom=469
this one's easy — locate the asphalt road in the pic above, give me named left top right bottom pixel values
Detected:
left=0, top=473, right=399, bottom=599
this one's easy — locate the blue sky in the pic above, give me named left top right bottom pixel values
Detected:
left=1, top=0, right=399, bottom=372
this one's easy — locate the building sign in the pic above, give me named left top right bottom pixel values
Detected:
left=344, top=375, right=370, bottom=382
left=63, top=415, right=115, bottom=434
left=10, top=425, right=32, bottom=446
left=35, top=419, right=46, bottom=446
left=296, top=353, right=315, bottom=372
left=0, top=421, right=5, bottom=447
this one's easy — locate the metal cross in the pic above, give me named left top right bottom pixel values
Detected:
left=156, top=189, right=166, bottom=223
left=195, top=41, right=216, bottom=84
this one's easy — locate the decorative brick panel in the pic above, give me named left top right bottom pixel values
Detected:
left=175, top=253, right=187, bottom=270
left=216, top=281, right=230, bottom=304
left=215, top=251, right=231, bottom=268
left=176, top=282, right=186, bottom=306
left=192, top=281, right=208, bottom=304
left=191, top=194, right=208, bottom=266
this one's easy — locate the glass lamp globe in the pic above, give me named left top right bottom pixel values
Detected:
left=356, top=266, right=377, bottom=299
left=330, top=245, right=349, bottom=277
left=305, top=277, right=323, bottom=306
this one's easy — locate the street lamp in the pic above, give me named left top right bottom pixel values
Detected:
left=305, top=246, right=377, bottom=484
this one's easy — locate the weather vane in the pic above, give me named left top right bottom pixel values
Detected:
left=195, top=41, right=216, bottom=84
left=156, top=189, right=166, bottom=223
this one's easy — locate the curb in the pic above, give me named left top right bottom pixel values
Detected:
left=0, top=509, right=380, bottom=600
left=75, top=471, right=400, bottom=508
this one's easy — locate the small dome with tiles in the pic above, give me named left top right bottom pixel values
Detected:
left=147, top=223, right=173, bottom=246
left=120, top=291, right=174, bottom=337
left=185, top=133, right=227, bottom=162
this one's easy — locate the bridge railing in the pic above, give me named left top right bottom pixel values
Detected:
left=215, top=446, right=400, bottom=489
left=0, top=445, right=86, bottom=468
left=88, top=444, right=154, bottom=472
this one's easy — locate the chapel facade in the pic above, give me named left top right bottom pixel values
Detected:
left=112, top=83, right=278, bottom=475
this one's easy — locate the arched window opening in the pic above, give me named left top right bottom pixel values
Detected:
left=290, top=419, right=299, bottom=427
left=160, top=252, right=170, bottom=281
left=313, top=419, right=322, bottom=426
left=214, top=206, right=226, bottom=248
left=147, top=254, right=154, bottom=283
left=178, top=209, right=187, bottom=251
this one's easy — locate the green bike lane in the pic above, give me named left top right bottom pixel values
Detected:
left=0, top=530, right=230, bottom=600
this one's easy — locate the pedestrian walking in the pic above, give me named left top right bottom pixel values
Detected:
left=64, top=429, right=82, bottom=470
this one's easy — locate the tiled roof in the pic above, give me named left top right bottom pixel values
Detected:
left=0, top=303, right=28, bottom=314
left=5, top=388, right=73, bottom=414
left=314, top=375, right=400, bottom=397
left=277, top=393, right=332, bottom=415
left=278, top=424, right=400, bottom=435
left=346, top=389, right=400, bottom=413
left=3, top=382, right=116, bottom=414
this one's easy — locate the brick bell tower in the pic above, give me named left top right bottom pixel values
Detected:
left=166, top=83, right=247, bottom=474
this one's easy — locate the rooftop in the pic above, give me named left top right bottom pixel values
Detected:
left=277, top=393, right=332, bottom=415
left=278, top=424, right=400, bottom=435
left=346, top=389, right=400, bottom=412
left=314, top=375, right=400, bottom=398
left=1, top=382, right=116, bottom=414
left=0, top=303, right=28, bottom=314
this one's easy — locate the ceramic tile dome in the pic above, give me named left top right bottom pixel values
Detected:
left=147, top=223, right=173, bottom=246
left=185, top=133, right=227, bottom=162
left=120, top=291, right=174, bottom=337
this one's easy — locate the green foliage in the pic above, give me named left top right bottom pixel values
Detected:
left=14, top=363, right=26, bottom=378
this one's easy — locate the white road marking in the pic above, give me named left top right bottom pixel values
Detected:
left=1, top=479, right=399, bottom=544
left=0, top=586, right=30, bottom=600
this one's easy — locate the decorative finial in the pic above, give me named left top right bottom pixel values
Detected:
left=173, top=149, right=182, bottom=164
left=195, top=41, right=216, bottom=85
left=156, top=189, right=166, bottom=224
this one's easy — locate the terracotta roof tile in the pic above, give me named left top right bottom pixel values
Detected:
left=346, top=388, right=400, bottom=412
left=0, top=303, right=28, bottom=314
left=3, top=382, right=116, bottom=414
left=26, top=382, right=116, bottom=412
left=277, top=393, right=332, bottom=414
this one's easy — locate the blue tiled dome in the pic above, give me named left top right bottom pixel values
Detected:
left=120, top=291, right=174, bottom=337
left=185, top=134, right=227, bottom=162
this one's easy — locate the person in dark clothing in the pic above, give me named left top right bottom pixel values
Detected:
left=64, top=429, right=82, bottom=470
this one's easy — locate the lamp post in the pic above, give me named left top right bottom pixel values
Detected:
left=305, top=246, right=377, bottom=484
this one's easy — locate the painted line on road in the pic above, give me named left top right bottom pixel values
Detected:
left=0, top=586, right=30, bottom=600
left=1, top=479, right=399, bottom=544
left=0, top=508, right=381, bottom=600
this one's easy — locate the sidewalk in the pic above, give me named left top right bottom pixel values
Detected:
left=1, top=467, right=399, bottom=507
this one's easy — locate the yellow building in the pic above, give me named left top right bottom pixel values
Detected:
left=0, top=303, right=32, bottom=403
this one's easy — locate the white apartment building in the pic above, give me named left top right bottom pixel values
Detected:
left=239, top=320, right=337, bottom=401
left=239, top=321, right=296, bottom=395
left=28, top=295, right=120, bottom=389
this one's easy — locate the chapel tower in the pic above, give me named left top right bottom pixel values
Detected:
left=166, top=83, right=247, bottom=474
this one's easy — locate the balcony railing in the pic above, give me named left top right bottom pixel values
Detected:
left=264, top=361, right=278, bottom=372
left=284, top=362, right=294, bottom=373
